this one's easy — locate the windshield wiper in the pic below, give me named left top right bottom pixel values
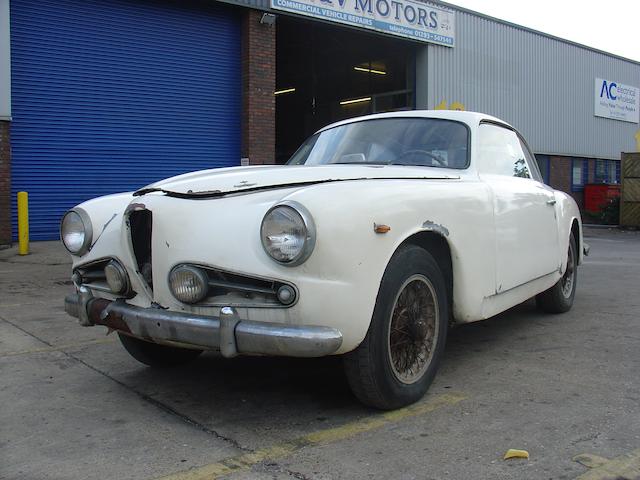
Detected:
left=331, top=161, right=388, bottom=165
left=387, top=161, right=432, bottom=167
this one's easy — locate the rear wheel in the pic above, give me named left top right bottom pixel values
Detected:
left=343, top=245, right=448, bottom=410
left=536, top=233, right=578, bottom=313
left=118, top=333, right=203, bottom=367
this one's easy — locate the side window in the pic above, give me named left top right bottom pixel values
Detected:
left=518, top=137, right=543, bottom=183
left=478, top=124, right=531, bottom=178
left=535, top=154, right=551, bottom=184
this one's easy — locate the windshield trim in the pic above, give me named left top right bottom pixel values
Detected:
left=287, top=117, right=472, bottom=170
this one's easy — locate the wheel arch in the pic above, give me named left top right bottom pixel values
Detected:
left=570, top=218, right=583, bottom=265
left=397, top=231, right=453, bottom=316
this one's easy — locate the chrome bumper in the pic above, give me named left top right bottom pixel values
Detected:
left=64, top=289, right=343, bottom=358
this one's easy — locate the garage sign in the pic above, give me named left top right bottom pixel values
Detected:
left=595, top=78, right=639, bottom=124
left=271, top=0, right=455, bottom=47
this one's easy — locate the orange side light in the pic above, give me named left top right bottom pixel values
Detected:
left=374, top=223, right=391, bottom=234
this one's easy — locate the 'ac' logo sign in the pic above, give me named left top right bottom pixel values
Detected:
left=600, top=80, right=617, bottom=100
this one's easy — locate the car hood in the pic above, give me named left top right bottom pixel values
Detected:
left=135, top=164, right=460, bottom=198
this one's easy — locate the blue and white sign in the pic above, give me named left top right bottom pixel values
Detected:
left=271, top=0, right=455, bottom=47
left=594, top=78, right=639, bottom=124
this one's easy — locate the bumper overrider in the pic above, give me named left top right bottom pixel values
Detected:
left=65, top=287, right=343, bottom=358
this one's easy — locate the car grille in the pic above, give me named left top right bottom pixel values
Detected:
left=128, top=208, right=153, bottom=290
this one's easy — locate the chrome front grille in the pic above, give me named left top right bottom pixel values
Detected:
left=128, top=208, right=153, bottom=290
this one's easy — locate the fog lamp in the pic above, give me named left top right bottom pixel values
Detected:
left=169, top=266, right=209, bottom=304
left=104, top=260, right=129, bottom=295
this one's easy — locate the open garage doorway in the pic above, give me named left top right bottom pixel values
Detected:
left=275, top=16, right=417, bottom=163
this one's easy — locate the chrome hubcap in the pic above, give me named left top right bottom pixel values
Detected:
left=387, top=275, right=439, bottom=384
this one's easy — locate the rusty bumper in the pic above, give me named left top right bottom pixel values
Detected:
left=64, top=288, right=342, bottom=358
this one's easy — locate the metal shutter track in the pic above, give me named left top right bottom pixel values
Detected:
left=11, top=0, right=241, bottom=240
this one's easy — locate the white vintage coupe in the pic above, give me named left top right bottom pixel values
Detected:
left=62, top=111, right=585, bottom=409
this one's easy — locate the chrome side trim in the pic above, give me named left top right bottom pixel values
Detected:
left=169, top=262, right=299, bottom=309
left=64, top=294, right=343, bottom=358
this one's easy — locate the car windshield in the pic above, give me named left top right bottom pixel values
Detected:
left=287, top=118, right=469, bottom=169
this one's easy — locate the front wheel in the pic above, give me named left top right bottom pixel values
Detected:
left=118, top=333, right=203, bottom=367
left=536, top=233, right=578, bottom=313
left=343, top=245, right=448, bottom=410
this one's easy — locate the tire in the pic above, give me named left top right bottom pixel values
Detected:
left=118, top=333, right=203, bottom=367
left=536, top=233, right=578, bottom=313
left=343, top=245, right=448, bottom=410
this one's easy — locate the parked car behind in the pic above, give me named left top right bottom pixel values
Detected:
left=62, top=111, right=584, bottom=409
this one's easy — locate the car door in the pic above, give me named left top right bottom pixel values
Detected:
left=477, top=122, right=560, bottom=294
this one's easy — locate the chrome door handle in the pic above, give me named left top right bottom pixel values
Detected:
left=546, top=199, right=557, bottom=205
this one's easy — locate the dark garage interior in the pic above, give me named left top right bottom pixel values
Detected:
left=275, top=16, right=417, bottom=163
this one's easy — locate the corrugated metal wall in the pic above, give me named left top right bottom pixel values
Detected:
left=419, top=9, right=640, bottom=159
left=10, top=0, right=241, bottom=240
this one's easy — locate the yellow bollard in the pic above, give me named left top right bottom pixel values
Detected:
left=17, top=191, right=29, bottom=255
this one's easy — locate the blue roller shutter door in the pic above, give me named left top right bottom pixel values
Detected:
left=10, top=0, right=241, bottom=240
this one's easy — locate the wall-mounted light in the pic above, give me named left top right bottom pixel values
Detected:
left=339, top=97, right=372, bottom=106
left=353, top=66, right=387, bottom=75
left=274, top=87, right=296, bottom=96
left=260, top=13, right=276, bottom=26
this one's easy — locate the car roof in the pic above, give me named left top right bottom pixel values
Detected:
left=315, top=110, right=512, bottom=134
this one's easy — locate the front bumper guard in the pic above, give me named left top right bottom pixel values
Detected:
left=64, top=289, right=343, bottom=358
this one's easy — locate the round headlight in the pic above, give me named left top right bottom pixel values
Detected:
left=260, top=202, right=315, bottom=266
left=169, top=265, right=209, bottom=304
left=104, top=260, right=129, bottom=295
left=60, top=208, right=93, bottom=255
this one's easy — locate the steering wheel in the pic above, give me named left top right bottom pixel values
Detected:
left=393, top=150, right=446, bottom=167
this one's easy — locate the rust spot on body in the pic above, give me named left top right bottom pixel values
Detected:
left=422, top=220, right=449, bottom=237
left=90, top=299, right=132, bottom=333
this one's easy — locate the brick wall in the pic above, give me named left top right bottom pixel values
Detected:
left=0, top=121, right=10, bottom=246
left=241, top=10, right=276, bottom=165
left=549, top=155, right=571, bottom=194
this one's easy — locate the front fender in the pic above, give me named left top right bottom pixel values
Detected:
left=282, top=178, right=496, bottom=331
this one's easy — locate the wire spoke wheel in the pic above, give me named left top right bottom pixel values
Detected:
left=387, top=274, right=439, bottom=384
left=343, top=245, right=447, bottom=409
left=536, top=232, right=578, bottom=314
left=561, top=239, right=575, bottom=298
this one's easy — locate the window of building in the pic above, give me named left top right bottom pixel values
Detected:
left=595, top=159, right=620, bottom=184
left=478, top=123, right=532, bottom=178
left=572, top=158, right=588, bottom=191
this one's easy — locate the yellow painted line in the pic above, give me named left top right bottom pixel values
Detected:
left=575, top=448, right=640, bottom=479
left=155, top=392, right=466, bottom=480
left=1, top=337, right=117, bottom=357
left=574, top=453, right=609, bottom=469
